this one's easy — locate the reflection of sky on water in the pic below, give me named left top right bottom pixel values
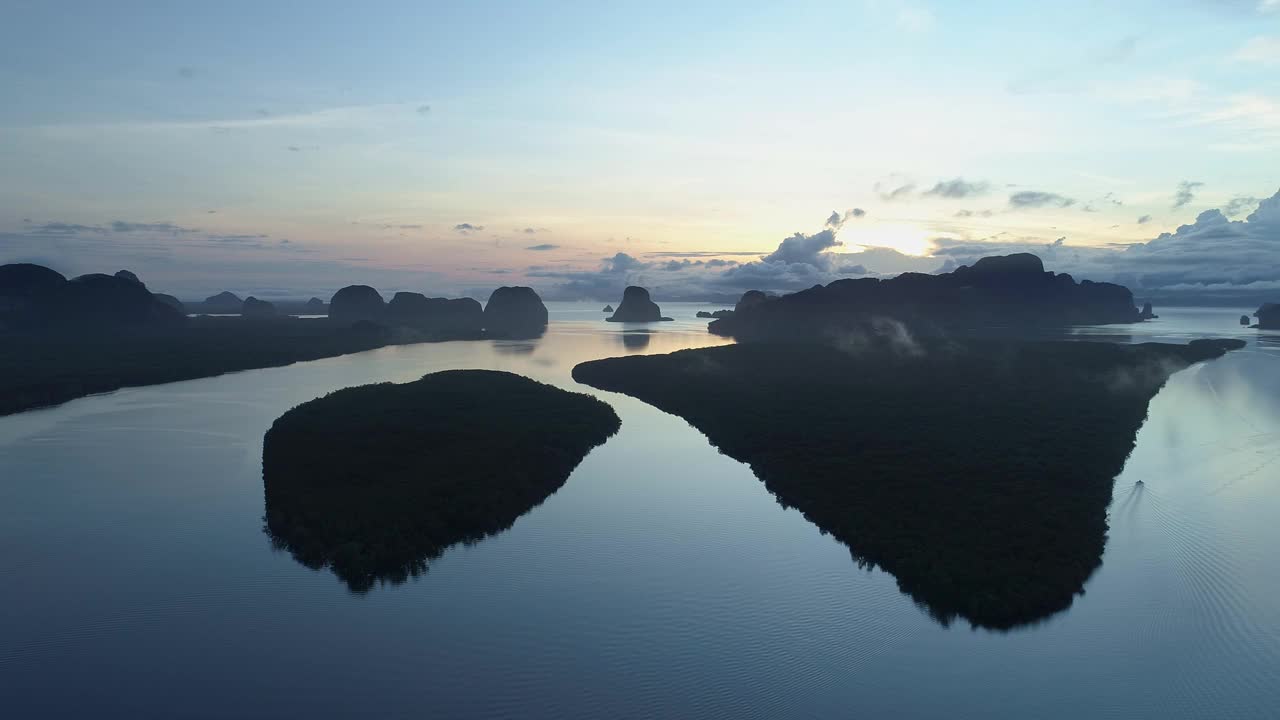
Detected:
left=0, top=304, right=1276, bottom=718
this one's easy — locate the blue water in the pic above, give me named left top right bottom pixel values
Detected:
left=0, top=304, right=1277, bottom=718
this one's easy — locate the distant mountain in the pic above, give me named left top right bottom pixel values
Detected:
left=710, top=253, right=1144, bottom=341
left=202, top=291, right=243, bottom=312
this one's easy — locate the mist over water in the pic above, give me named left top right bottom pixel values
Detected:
left=0, top=304, right=1276, bottom=719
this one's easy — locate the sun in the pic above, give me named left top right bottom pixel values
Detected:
left=841, top=222, right=934, bottom=257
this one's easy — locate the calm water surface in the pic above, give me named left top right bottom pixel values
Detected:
left=1, top=304, right=1277, bottom=719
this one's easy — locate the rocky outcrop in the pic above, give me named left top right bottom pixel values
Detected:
left=153, top=293, right=185, bottom=313
left=1, top=263, right=66, bottom=298
left=1, top=264, right=183, bottom=330
left=386, top=292, right=483, bottom=336
left=697, top=310, right=734, bottom=319
left=329, top=285, right=386, bottom=326
left=203, top=291, right=243, bottom=313
left=603, top=305, right=614, bottom=313
left=45, top=273, right=185, bottom=329
left=305, top=297, right=327, bottom=314
left=242, top=296, right=277, bottom=317
left=483, top=286, right=548, bottom=338
left=1241, top=315, right=1252, bottom=326
left=736, top=290, right=769, bottom=311
left=606, top=286, right=672, bottom=323
left=1140, top=302, right=1157, bottom=320
left=710, top=253, right=1144, bottom=341
left=0, top=263, right=68, bottom=329
left=1257, top=303, right=1279, bottom=330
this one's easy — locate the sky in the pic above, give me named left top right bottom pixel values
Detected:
left=1, top=0, right=1278, bottom=304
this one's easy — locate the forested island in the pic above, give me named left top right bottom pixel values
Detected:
left=709, top=253, right=1149, bottom=341
left=573, top=337, right=1245, bottom=629
left=0, top=262, right=553, bottom=416
left=262, top=370, right=619, bottom=591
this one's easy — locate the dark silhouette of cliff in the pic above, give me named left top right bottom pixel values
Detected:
left=1, top=263, right=183, bottom=331
left=46, top=273, right=185, bottom=330
left=0, top=263, right=67, bottom=330
left=573, top=337, right=1244, bottom=629
left=329, top=285, right=386, bottom=326
left=386, top=292, right=483, bottom=337
left=153, top=293, right=185, bottom=313
left=305, top=297, right=327, bottom=314
left=607, top=286, right=673, bottom=322
left=262, top=370, right=620, bottom=591
left=709, top=254, right=1145, bottom=341
left=483, top=286, right=548, bottom=338
left=1257, top=303, right=1279, bottom=329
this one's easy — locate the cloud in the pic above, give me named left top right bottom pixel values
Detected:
left=1137, top=215, right=1153, bottom=224
left=892, top=2, right=935, bottom=31
left=453, top=223, right=484, bottom=233
left=764, top=229, right=842, bottom=265
left=177, top=66, right=196, bottom=79
left=641, top=251, right=765, bottom=258
left=110, top=221, right=196, bottom=234
left=1173, top=180, right=1204, bottom=209
left=954, top=209, right=994, bottom=218
left=604, top=252, right=644, bottom=273
left=26, top=222, right=106, bottom=236
left=526, top=243, right=560, bottom=251
left=875, top=180, right=916, bottom=201
left=1224, top=195, right=1260, bottom=217
left=1232, top=36, right=1280, bottom=66
left=932, top=187, right=1280, bottom=304
left=1009, top=191, right=1076, bottom=208
left=826, top=208, right=867, bottom=228
left=416, top=104, right=432, bottom=114
left=923, top=178, right=991, bottom=199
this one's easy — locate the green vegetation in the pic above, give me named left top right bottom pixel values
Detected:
left=262, top=370, right=620, bottom=591
left=573, top=338, right=1243, bottom=629
left=0, top=317, right=392, bottom=416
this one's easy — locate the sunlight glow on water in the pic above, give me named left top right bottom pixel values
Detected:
left=0, top=304, right=1276, bottom=718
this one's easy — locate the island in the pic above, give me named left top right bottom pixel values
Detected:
left=1257, top=303, right=1279, bottom=329
left=573, top=336, right=1245, bottom=629
left=606, top=286, right=673, bottom=322
left=603, top=304, right=614, bottom=313
left=710, top=253, right=1147, bottom=341
left=262, top=370, right=620, bottom=591
left=483, top=286, right=549, bottom=338
left=696, top=310, right=734, bottom=319
left=241, top=296, right=277, bottom=317
left=0, top=263, right=552, bottom=416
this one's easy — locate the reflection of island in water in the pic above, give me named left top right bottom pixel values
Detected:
left=619, top=330, right=652, bottom=351
left=574, top=337, right=1245, bottom=630
left=263, top=370, right=619, bottom=591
